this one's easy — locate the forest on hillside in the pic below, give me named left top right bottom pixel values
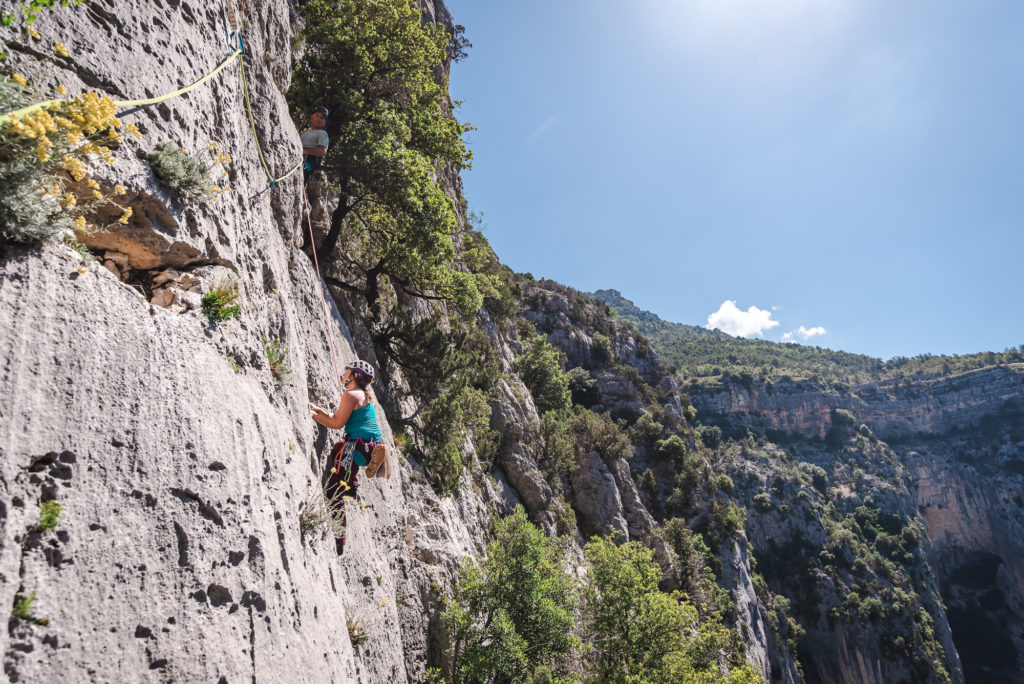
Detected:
left=591, top=289, right=1024, bottom=386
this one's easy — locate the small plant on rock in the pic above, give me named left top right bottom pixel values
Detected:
left=202, top=278, right=241, bottom=322
left=11, top=590, right=47, bottom=625
left=346, top=615, right=369, bottom=647
left=298, top=484, right=347, bottom=538
left=12, top=590, right=35, bottom=620
left=346, top=598, right=389, bottom=648
left=144, top=141, right=211, bottom=202
left=264, top=338, right=290, bottom=387
left=35, top=500, right=63, bottom=532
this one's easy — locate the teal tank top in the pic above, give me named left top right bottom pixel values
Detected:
left=344, top=402, right=382, bottom=442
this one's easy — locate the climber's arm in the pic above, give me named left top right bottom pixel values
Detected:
left=310, top=390, right=357, bottom=430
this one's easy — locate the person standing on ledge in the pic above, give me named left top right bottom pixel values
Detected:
left=309, top=359, right=385, bottom=555
left=300, top=105, right=329, bottom=181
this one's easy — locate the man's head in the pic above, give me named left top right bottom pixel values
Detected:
left=310, top=105, right=329, bottom=130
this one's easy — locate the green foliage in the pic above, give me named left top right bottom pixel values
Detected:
left=566, top=366, right=601, bottom=408
left=538, top=409, right=575, bottom=486
left=298, top=485, right=347, bottom=538
left=638, top=468, right=658, bottom=503
left=698, top=424, right=722, bottom=449
left=378, top=313, right=501, bottom=494
left=0, top=77, right=71, bottom=241
left=289, top=0, right=482, bottom=314
left=263, top=338, right=290, bottom=387
left=1, top=0, right=84, bottom=26
left=568, top=407, right=634, bottom=466
left=631, top=412, right=664, bottom=447
left=144, top=141, right=211, bottom=202
left=831, top=408, right=856, bottom=427
left=753, top=492, right=773, bottom=512
left=35, top=500, right=62, bottom=532
left=711, top=499, right=746, bottom=536
left=419, top=384, right=492, bottom=495
left=515, top=330, right=571, bottom=414
left=655, top=434, right=689, bottom=465
left=346, top=615, right=370, bottom=647
left=590, top=332, right=614, bottom=365
left=12, top=590, right=46, bottom=625
left=201, top=278, right=241, bottom=322
left=582, top=537, right=758, bottom=683
left=440, top=506, right=579, bottom=682
left=715, top=473, right=734, bottom=494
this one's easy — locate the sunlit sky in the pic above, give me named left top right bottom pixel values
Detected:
left=444, top=0, right=1024, bottom=360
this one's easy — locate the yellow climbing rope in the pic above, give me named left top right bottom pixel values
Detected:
left=237, top=51, right=303, bottom=188
left=0, top=48, right=241, bottom=127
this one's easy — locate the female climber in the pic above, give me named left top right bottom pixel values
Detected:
left=309, top=359, right=385, bottom=555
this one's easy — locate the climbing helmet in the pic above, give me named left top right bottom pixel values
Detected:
left=345, top=359, right=375, bottom=383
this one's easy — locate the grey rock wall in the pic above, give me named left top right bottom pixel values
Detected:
left=0, top=2, right=508, bottom=681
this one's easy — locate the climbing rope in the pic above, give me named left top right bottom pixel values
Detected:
left=303, top=184, right=344, bottom=398
left=0, top=48, right=242, bottom=127
left=237, top=48, right=303, bottom=191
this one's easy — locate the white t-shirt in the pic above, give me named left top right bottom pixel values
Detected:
left=300, top=129, right=329, bottom=150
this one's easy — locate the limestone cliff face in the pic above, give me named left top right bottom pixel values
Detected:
left=0, top=2, right=527, bottom=681
left=692, top=364, right=1024, bottom=440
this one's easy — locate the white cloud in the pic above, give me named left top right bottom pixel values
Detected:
left=782, top=325, right=827, bottom=342
left=705, top=300, right=780, bottom=337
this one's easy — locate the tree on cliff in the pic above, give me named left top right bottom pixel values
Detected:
left=288, top=0, right=479, bottom=316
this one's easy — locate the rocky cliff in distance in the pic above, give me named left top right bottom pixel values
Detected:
left=691, top=365, right=1024, bottom=441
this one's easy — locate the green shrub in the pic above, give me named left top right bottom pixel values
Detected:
left=35, top=500, right=63, bottom=532
left=698, top=424, right=722, bottom=449
left=583, top=536, right=756, bottom=682
left=202, top=278, right=241, bottom=322
left=590, top=332, right=614, bottom=365
left=145, top=141, right=211, bottom=202
left=655, top=434, right=689, bottom=465
left=515, top=332, right=571, bottom=414
left=12, top=590, right=35, bottom=620
left=263, top=338, right=290, bottom=387
left=538, top=409, right=575, bottom=484
left=638, top=468, right=658, bottom=502
left=831, top=407, right=856, bottom=427
left=631, top=412, right=664, bottom=446
left=441, top=507, right=579, bottom=682
left=569, top=408, right=633, bottom=465
left=566, top=366, right=601, bottom=407
left=754, top=492, right=773, bottom=512
left=715, top=473, right=734, bottom=495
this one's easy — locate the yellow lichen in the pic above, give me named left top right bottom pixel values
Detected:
left=11, top=73, right=28, bottom=87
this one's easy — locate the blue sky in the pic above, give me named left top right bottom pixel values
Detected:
left=444, top=0, right=1024, bottom=361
